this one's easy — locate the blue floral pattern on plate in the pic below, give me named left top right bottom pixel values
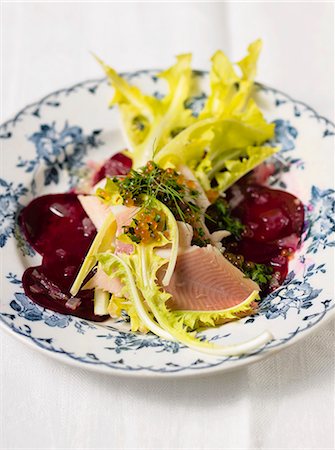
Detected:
left=305, top=186, right=335, bottom=253
left=17, top=122, right=103, bottom=193
left=0, top=179, right=28, bottom=247
left=0, top=71, right=334, bottom=376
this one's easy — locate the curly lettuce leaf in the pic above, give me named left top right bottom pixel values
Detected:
left=96, top=178, right=123, bottom=205
left=157, top=115, right=276, bottom=191
left=97, top=54, right=194, bottom=168
left=97, top=251, right=173, bottom=339
left=154, top=118, right=217, bottom=169
left=214, top=145, right=277, bottom=192
left=155, top=54, right=195, bottom=145
left=70, top=212, right=117, bottom=296
left=152, top=200, right=179, bottom=286
left=199, top=39, right=262, bottom=120
left=195, top=144, right=277, bottom=191
left=237, top=39, right=262, bottom=80
left=94, top=55, right=158, bottom=148
left=171, top=290, right=259, bottom=330
left=98, top=39, right=276, bottom=197
left=198, top=50, right=239, bottom=119
left=154, top=40, right=276, bottom=192
left=107, top=295, right=149, bottom=333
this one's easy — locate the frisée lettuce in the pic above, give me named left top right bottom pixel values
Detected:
left=97, top=39, right=277, bottom=193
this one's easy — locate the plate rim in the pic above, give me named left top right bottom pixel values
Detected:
left=1, top=309, right=334, bottom=378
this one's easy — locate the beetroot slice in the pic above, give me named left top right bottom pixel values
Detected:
left=93, top=152, right=132, bottom=184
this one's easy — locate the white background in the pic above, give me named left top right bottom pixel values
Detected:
left=1, top=2, right=334, bottom=449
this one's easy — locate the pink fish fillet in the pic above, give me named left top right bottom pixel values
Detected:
left=83, top=267, right=124, bottom=297
left=78, top=197, right=138, bottom=292
left=110, top=205, right=139, bottom=254
left=78, top=195, right=110, bottom=230
left=110, top=205, right=139, bottom=235
left=78, top=196, right=138, bottom=254
left=164, top=245, right=259, bottom=311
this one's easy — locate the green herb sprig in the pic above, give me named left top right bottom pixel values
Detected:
left=98, top=161, right=209, bottom=246
left=243, top=262, right=274, bottom=287
left=206, top=197, right=245, bottom=240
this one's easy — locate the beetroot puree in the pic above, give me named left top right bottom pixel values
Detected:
left=20, top=154, right=132, bottom=321
left=92, top=152, right=132, bottom=184
left=19, top=153, right=304, bottom=322
left=226, top=183, right=304, bottom=288
left=20, top=194, right=104, bottom=321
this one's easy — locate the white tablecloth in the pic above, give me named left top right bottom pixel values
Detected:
left=1, top=3, right=334, bottom=449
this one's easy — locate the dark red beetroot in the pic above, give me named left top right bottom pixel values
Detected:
left=19, top=194, right=107, bottom=321
left=92, top=152, right=132, bottom=185
left=226, top=183, right=304, bottom=287
left=20, top=152, right=133, bottom=322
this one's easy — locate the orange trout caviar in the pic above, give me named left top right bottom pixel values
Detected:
left=124, top=198, right=135, bottom=207
left=123, top=207, right=166, bottom=244
left=206, top=189, right=220, bottom=204
left=105, top=161, right=210, bottom=246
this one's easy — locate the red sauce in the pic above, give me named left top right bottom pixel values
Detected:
left=226, top=183, right=304, bottom=288
left=19, top=194, right=106, bottom=321
left=20, top=153, right=132, bottom=321
left=92, top=152, right=132, bottom=185
left=19, top=153, right=304, bottom=321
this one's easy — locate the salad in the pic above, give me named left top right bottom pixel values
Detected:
left=19, top=40, right=304, bottom=356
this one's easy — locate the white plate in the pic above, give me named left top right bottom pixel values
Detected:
left=0, top=71, right=334, bottom=377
